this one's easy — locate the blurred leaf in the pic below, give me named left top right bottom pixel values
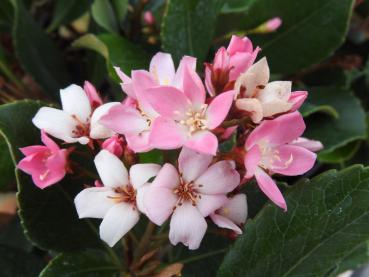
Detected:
left=0, top=137, right=16, bottom=191
left=112, top=0, right=128, bottom=24
left=139, top=149, right=164, bottom=164
left=0, top=0, right=13, bottom=29
left=48, top=0, right=91, bottom=32
left=91, top=0, right=119, bottom=33
left=161, top=0, right=223, bottom=63
left=40, top=249, right=121, bottom=277
left=300, top=102, right=339, bottom=119
left=223, top=0, right=355, bottom=74
left=0, top=244, right=45, bottom=277
left=0, top=216, right=33, bottom=252
left=9, top=0, right=70, bottom=99
left=318, top=141, right=361, bottom=164
left=304, top=86, right=366, bottom=155
left=0, top=100, right=103, bottom=252
left=73, top=33, right=149, bottom=81
left=221, top=0, right=252, bottom=13
left=218, top=165, right=369, bottom=276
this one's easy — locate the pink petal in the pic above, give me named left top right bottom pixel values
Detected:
left=213, top=47, right=230, bottom=70
left=114, top=66, right=136, bottom=99
left=289, top=137, right=323, bottom=152
left=178, top=147, right=213, bottom=183
left=144, top=86, right=190, bottom=120
left=41, top=130, right=59, bottom=152
left=172, top=55, right=197, bottom=89
left=245, top=111, right=305, bottom=149
left=100, top=104, right=148, bottom=136
left=84, top=81, right=103, bottom=107
left=270, top=145, right=316, bottom=176
left=125, top=132, right=152, bottom=153
left=229, top=52, right=254, bottom=81
left=144, top=187, right=177, bottom=225
left=196, top=160, right=240, bottom=194
left=149, top=52, right=175, bottom=85
left=196, top=194, right=227, bottom=217
left=244, top=145, right=261, bottom=178
left=204, top=65, right=215, bottom=96
left=289, top=91, right=308, bottom=111
left=169, top=202, right=207, bottom=250
left=46, top=150, right=67, bottom=173
left=151, top=163, right=180, bottom=189
left=210, top=213, right=242, bottom=234
left=182, top=65, right=206, bottom=108
left=184, top=130, right=218, bottom=155
left=254, top=168, right=287, bottom=211
left=19, top=145, right=48, bottom=156
left=219, top=194, right=248, bottom=225
left=149, top=117, right=187, bottom=149
left=206, top=90, right=234, bottom=129
left=227, top=35, right=253, bottom=55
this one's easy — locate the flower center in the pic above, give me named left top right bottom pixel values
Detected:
left=109, top=185, right=137, bottom=206
left=71, top=115, right=90, bottom=138
left=258, top=141, right=293, bottom=171
left=179, top=104, right=208, bottom=135
left=173, top=176, right=202, bottom=207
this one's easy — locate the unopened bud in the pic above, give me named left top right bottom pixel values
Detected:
left=143, top=11, right=155, bottom=26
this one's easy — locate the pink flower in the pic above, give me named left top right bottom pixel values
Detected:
left=74, top=150, right=161, bottom=247
left=210, top=194, right=247, bottom=235
left=235, top=58, right=307, bottom=123
left=101, top=135, right=125, bottom=157
left=144, top=66, right=234, bottom=155
left=266, top=17, right=282, bottom=32
left=32, top=84, right=119, bottom=145
left=143, top=147, right=240, bottom=249
left=205, top=35, right=260, bottom=96
left=84, top=81, right=103, bottom=110
left=244, top=112, right=317, bottom=210
left=17, top=130, right=70, bottom=189
left=143, top=11, right=155, bottom=25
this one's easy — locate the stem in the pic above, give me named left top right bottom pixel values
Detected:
left=177, top=248, right=227, bottom=264
left=133, top=222, right=156, bottom=262
left=221, top=116, right=251, bottom=128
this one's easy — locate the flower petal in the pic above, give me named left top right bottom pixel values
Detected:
left=169, top=202, right=207, bottom=250
left=150, top=52, right=175, bottom=85
left=244, top=145, right=261, bottom=178
left=126, top=132, right=152, bottom=153
left=289, top=91, right=308, bottom=111
left=99, top=203, right=139, bottom=247
left=182, top=65, right=206, bottom=108
left=74, top=187, right=117, bottom=218
left=178, top=147, right=213, bottom=183
left=41, top=130, right=59, bottom=152
left=130, top=163, right=161, bottom=189
left=90, top=102, right=120, bottom=139
left=151, top=163, right=180, bottom=189
left=114, top=66, right=136, bottom=99
left=197, top=194, right=227, bottom=217
left=235, top=98, right=263, bottom=123
left=196, top=160, right=240, bottom=194
left=145, top=187, right=177, bottom=225
left=219, top=194, right=247, bottom=225
left=255, top=168, right=287, bottom=211
left=94, top=150, right=129, bottom=188
left=172, top=55, right=197, bottom=89
left=149, top=117, right=187, bottom=149
left=227, top=35, right=253, bottom=55
left=184, top=130, right=218, bottom=155
left=289, top=137, right=323, bottom=152
left=136, top=184, right=149, bottom=215
left=60, top=84, right=91, bottom=123
left=206, top=90, right=234, bottom=129
left=210, top=213, right=242, bottom=234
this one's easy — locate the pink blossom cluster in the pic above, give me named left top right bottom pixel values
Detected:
left=17, top=36, right=322, bottom=250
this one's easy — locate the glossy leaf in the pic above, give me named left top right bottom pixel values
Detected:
left=161, top=0, right=223, bottom=63
left=0, top=137, right=16, bottom=190
left=319, top=141, right=361, bottom=164
left=91, top=0, right=119, bottom=33
left=218, top=165, right=369, bottom=276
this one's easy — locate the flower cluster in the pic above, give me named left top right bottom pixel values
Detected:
left=17, top=36, right=322, bottom=250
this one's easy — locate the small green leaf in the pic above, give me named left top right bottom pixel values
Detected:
left=318, top=141, right=361, bottom=164
left=91, top=0, right=119, bottom=33
left=300, top=102, right=339, bottom=119
left=40, top=249, right=122, bottom=277
left=161, top=0, right=223, bottom=63
left=304, top=86, right=366, bottom=154
left=218, top=165, right=369, bottom=276
left=111, top=0, right=129, bottom=24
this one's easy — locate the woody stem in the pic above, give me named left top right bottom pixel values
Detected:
left=221, top=116, right=252, bottom=128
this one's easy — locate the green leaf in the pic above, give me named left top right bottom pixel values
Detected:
left=304, top=86, right=366, bottom=154
left=318, top=141, right=361, bottom=164
left=40, top=249, right=121, bottom=277
left=47, top=0, right=91, bottom=32
left=300, top=102, right=339, bottom=119
left=161, top=0, right=223, bottom=63
left=73, top=33, right=149, bottom=81
left=0, top=100, right=102, bottom=252
left=9, top=0, right=70, bottom=99
left=218, top=165, right=369, bottom=276
left=0, top=137, right=16, bottom=190
left=111, top=0, right=128, bottom=24
left=226, top=0, right=355, bottom=74
left=0, top=244, right=45, bottom=277
left=0, top=217, right=33, bottom=252
left=91, top=0, right=119, bottom=33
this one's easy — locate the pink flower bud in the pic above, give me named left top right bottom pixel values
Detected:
left=265, top=17, right=282, bottom=32
left=84, top=81, right=103, bottom=109
left=143, top=11, right=155, bottom=25
left=102, top=135, right=124, bottom=157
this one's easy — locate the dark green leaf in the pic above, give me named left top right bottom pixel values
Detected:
left=0, top=216, right=33, bottom=252
left=91, top=0, right=119, bottom=33
left=0, top=100, right=102, bottom=252
left=318, top=141, right=361, bottom=164
left=304, top=86, right=366, bottom=154
left=300, top=102, right=339, bottom=119
left=218, top=165, right=369, bottom=276
left=0, top=244, right=45, bottom=277
left=0, top=137, right=16, bottom=190
left=111, top=0, right=128, bottom=24
left=9, top=0, right=70, bottom=99
left=40, top=249, right=122, bottom=277
left=161, top=0, right=223, bottom=63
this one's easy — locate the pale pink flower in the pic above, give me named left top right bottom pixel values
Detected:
left=205, top=35, right=260, bottom=96
left=32, top=84, right=119, bottom=145
left=210, top=194, right=247, bottom=235
left=101, top=135, right=125, bottom=157
left=289, top=137, right=323, bottom=152
left=17, top=130, right=69, bottom=189
left=84, top=81, right=103, bottom=109
left=235, top=58, right=307, bottom=123
left=144, top=66, right=234, bottom=155
left=244, top=112, right=316, bottom=210
left=74, top=150, right=160, bottom=247
left=143, top=147, right=240, bottom=249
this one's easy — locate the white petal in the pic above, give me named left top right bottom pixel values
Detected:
left=129, top=164, right=161, bottom=189
left=74, top=187, right=117, bottom=219
left=210, top=213, right=242, bottom=234
left=99, top=203, right=139, bottom=247
left=94, top=150, right=129, bottom=188
left=195, top=161, right=240, bottom=194
left=178, top=147, right=213, bottom=183
left=258, top=81, right=292, bottom=103
left=136, top=184, right=149, bottom=215
left=169, top=202, right=207, bottom=250
left=149, top=52, right=175, bottom=85
left=196, top=194, right=227, bottom=217
left=60, top=84, right=91, bottom=123
left=90, top=102, right=120, bottom=139
left=32, top=107, right=77, bottom=142
left=219, top=194, right=248, bottom=225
